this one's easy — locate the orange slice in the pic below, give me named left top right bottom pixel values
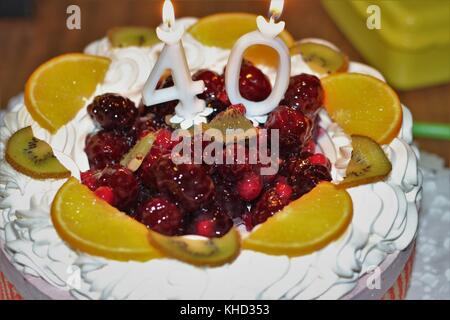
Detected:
left=25, top=53, right=110, bottom=133
left=243, top=182, right=353, bottom=256
left=321, top=73, right=402, bottom=145
left=51, top=178, right=161, bottom=262
left=188, top=13, right=295, bottom=68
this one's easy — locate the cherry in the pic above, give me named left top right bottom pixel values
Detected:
left=275, top=181, right=293, bottom=201
left=94, top=186, right=115, bottom=205
left=265, top=105, right=313, bottom=157
left=195, top=220, right=216, bottom=238
left=284, top=74, right=324, bottom=116
left=236, top=171, right=263, bottom=201
left=238, top=60, right=272, bottom=102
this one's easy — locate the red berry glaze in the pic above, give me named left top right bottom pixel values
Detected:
left=137, top=197, right=184, bottom=236
left=284, top=74, right=324, bottom=116
left=229, top=103, right=246, bottom=115
left=81, top=170, right=99, bottom=191
left=215, top=143, right=253, bottom=182
left=213, top=181, right=249, bottom=219
left=142, top=75, right=178, bottom=125
left=248, top=185, right=291, bottom=229
left=187, top=205, right=233, bottom=237
left=308, top=153, right=331, bottom=170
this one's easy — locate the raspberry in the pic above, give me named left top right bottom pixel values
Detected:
left=87, top=93, right=137, bottom=130
left=139, top=129, right=178, bottom=189
left=137, top=197, right=184, bottom=236
left=97, top=165, right=139, bottom=211
left=85, top=130, right=130, bottom=170
left=152, top=156, right=215, bottom=212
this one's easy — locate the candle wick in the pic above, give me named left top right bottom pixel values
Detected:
left=269, top=9, right=281, bottom=23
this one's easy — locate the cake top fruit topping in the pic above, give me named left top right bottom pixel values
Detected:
left=13, top=15, right=405, bottom=266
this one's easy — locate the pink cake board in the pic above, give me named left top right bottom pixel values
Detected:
left=0, top=238, right=415, bottom=300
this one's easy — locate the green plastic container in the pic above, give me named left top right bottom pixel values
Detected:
left=322, top=0, right=450, bottom=90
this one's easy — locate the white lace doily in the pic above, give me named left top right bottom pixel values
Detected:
left=407, top=152, right=450, bottom=300
left=1, top=95, right=449, bottom=300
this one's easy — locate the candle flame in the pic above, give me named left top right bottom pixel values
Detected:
left=269, top=0, right=284, bottom=22
left=162, top=0, right=175, bottom=28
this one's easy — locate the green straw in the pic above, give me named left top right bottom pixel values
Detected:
left=413, top=122, right=450, bottom=140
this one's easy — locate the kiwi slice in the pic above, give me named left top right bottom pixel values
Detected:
left=291, top=41, right=349, bottom=75
left=5, top=126, right=70, bottom=179
left=205, top=108, right=256, bottom=144
left=339, top=135, right=392, bottom=189
left=107, top=27, right=159, bottom=48
left=120, top=132, right=156, bottom=172
left=148, top=228, right=241, bottom=267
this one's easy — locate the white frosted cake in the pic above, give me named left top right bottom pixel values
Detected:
left=0, top=16, right=422, bottom=300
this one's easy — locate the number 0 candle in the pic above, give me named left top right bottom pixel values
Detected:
left=225, top=0, right=291, bottom=124
left=142, top=0, right=211, bottom=130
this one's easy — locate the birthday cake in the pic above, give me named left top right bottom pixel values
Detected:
left=0, top=13, right=422, bottom=300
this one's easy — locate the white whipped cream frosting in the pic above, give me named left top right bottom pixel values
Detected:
left=0, top=18, right=422, bottom=300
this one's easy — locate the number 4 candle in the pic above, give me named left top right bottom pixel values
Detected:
left=225, top=0, right=291, bottom=124
left=142, top=0, right=212, bottom=130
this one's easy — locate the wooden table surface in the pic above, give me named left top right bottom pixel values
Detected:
left=1, top=0, right=449, bottom=164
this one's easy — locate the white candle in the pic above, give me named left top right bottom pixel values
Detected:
left=225, top=0, right=291, bottom=125
left=142, top=0, right=211, bottom=130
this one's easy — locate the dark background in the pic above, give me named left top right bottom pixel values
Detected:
left=0, top=0, right=448, bottom=163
